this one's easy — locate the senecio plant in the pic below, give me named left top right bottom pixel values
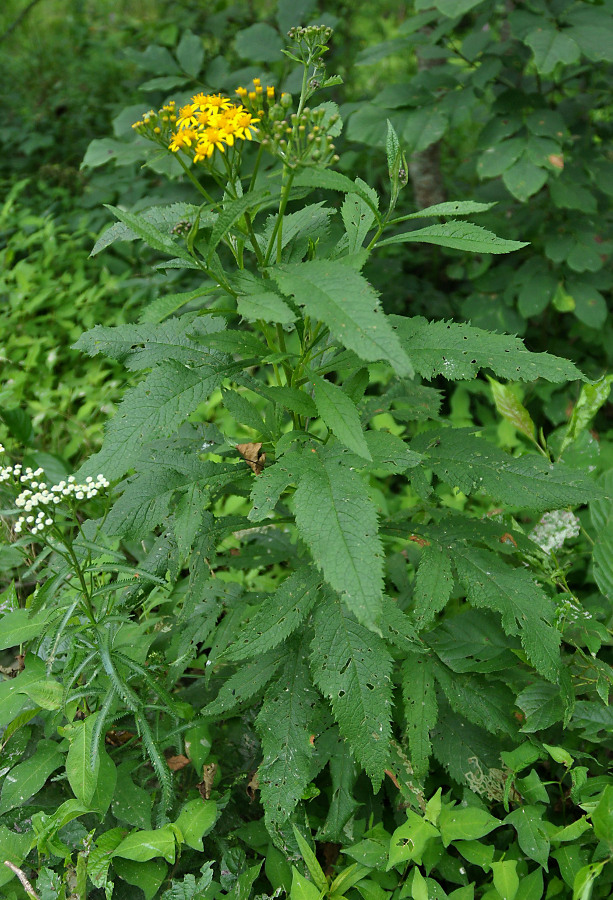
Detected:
left=3, top=24, right=613, bottom=900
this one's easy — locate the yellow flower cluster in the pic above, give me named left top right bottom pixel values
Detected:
left=167, top=90, right=262, bottom=163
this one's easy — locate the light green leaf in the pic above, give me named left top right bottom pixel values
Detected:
left=222, top=387, right=268, bottom=436
left=174, top=799, right=217, bottom=851
left=290, top=867, right=321, bottom=900
left=237, top=291, right=296, bottom=324
left=401, top=200, right=496, bottom=219
left=505, top=805, right=550, bottom=868
left=88, top=828, right=126, bottom=889
left=560, top=375, right=613, bottom=455
left=310, top=595, right=393, bottom=786
left=515, top=867, right=543, bottom=900
left=0, top=607, right=51, bottom=651
left=439, top=805, right=500, bottom=846
left=0, top=826, right=32, bottom=888
left=0, top=739, right=64, bottom=813
left=292, top=825, right=327, bottom=891
left=312, top=374, right=371, bottom=460
left=488, top=377, right=537, bottom=441
left=491, top=860, right=519, bottom=900
left=248, top=457, right=297, bottom=522
left=388, top=811, right=439, bottom=868
left=293, top=450, right=384, bottom=628
left=432, top=661, right=516, bottom=736
left=377, top=222, right=527, bottom=254
left=274, top=259, right=413, bottom=376
left=524, top=27, right=580, bottom=74
left=225, top=567, right=321, bottom=661
left=65, top=713, right=101, bottom=806
left=590, top=784, right=613, bottom=847
left=113, top=825, right=177, bottom=863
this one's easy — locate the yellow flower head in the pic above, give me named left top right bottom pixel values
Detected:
left=169, top=127, right=197, bottom=152
left=177, top=103, right=198, bottom=127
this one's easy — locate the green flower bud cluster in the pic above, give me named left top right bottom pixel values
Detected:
left=258, top=104, right=340, bottom=170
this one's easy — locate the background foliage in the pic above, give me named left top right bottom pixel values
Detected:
left=1, top=1, right=613, bottom=899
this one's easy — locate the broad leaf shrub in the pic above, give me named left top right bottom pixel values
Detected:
left=1, top=20, right=613, bottom=900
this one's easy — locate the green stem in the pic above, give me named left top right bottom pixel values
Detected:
left=264, top=167, right=296, bottom=266
left=175, top=154, right=220, bottom=209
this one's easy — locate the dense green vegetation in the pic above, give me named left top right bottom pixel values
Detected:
left=1, top=1, right=613, bottom=899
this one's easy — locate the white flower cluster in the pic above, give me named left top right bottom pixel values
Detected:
left=530, top=509, right=581, bottom=555
left=0, top=447, right=109, bottom=537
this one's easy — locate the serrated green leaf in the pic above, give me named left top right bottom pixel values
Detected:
left=455, top=548, right=561, bottom=681
left=412, top=544, right=453, bottom=629
left=293, top=450, right=384, bottom=628
left=488, top=377, right=537, bottom=441
left=402, top=201, right=497, bottom=219
left=0, top=739, right=63, bottom=814
left=401, top=653, right=437, bottom=779
left=312, top=374, right=371, bottom=460
left=92, top=202, right=205, bottom=255
left=411, top=428, right=596, bottom=511
left=264, top=385, right=317, bottom=418
left=225, top=567, right=321, bottom=661
left=365, top=430, right=423, bottom=472
left=248, top=457, right=297, bottom=522
left=293, top=169, right=380, bottom=218
left=256, top=651, right=318, bottom=828
left=207, top=187, right=272, bottom=262
left=274, top=260, right=413, bottom=376
left=341, top=178, right=379, bottom=253
left=76, top=358, right=241, bottom=481
left=222, top=387, right=268, bottom=435
left=74, top=317, right=221, bottom=371
left=310, top=595, right=393, bottom=786
left=432, top=661, right=516, bottom=736
left=377, top=222, right=527, bottom=254
left=201, top=648, right=284, bottom=718
left=138, top=286, right=220, bottom=325
left=237, top=291, right=296, bottom=324
left=516, top=682, right=564, bottom=732
left=104, top=205, right=193, bottom=260
left=390, top=316, right=584, bottom=382
left=524, top=27, right=580, bottom=74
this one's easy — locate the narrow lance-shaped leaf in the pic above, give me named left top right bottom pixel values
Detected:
left=76, top=358, right=243, bottom=481
left=311, top=374, right=371, bottom=460
left=390, top=316, right=584, bottom=383
left=560, top=374, right=613, bottom=456
left=488, top=377, right=537, bottom=443
left=377, top=221, right=527, bottom=254
left=293, top=449, right=384, bottom=629
left=401, top=652, right=438, bottom=779
left=225, top=567, right=322, bottom=661
left=104, top=204, right=193, bottom=261
left=412, top=544, right=454, bottom=630
left=310, top=594, right=393, bottom=787
left=274, top=259, right=413, bottom=377
left=256, top=644, right=318, bottom=828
